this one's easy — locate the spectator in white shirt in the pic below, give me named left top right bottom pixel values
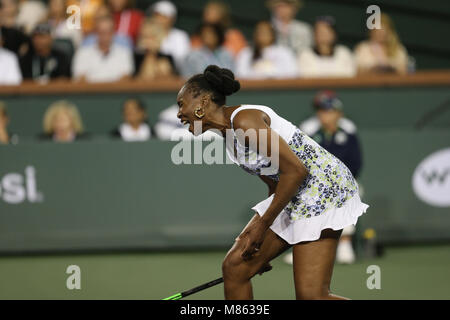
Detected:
left=236, top=20, right=298, bottom=79
left=148, top=1, right=190, bottom=72
left=0, top=29, right=22, bottom=85
left=111, top=98, right=152, bottom=142
left=267, top=0, right=312, bottom=55
left=298, top=16, right=356, bottom=78
left=72, top=15, right=134, bottom=83
left=354, top=13, right=408, bottom=75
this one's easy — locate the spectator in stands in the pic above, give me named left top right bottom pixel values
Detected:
left=16, top=0, right=48, bottom=34
left=47, top=0, right=83, bottom=49
left=355, top=13, right=408, bottom=75
left=19, top=22, right=71, bottom=82
left=0, top=0, right=30, bottom=58
left=134, top=18, right=176, bottom=80
left=0, top=29, right=22, bottom=84
left=111, top=98, right=152, bottom=142
left=300, top=91, right=362, bottom=178
left=108, top=0, right=144, bottom=45
left=81, top=5, right=133, bottom=49
left=191, top=0, right=247, bottom=57
left=183, top=23, right=234, bottom=77
left=148, top=0, right=190, bottom=71
left=40, top=100, right=86, bottom=142
left=72, top=15, right=134, bottom=82
left=295, top=90, right=362, bottom=264
left=235, top=20, right=298, bottom=79
left=298, top=16, right=355, bottom=78
left=0, top=102, right=19, bottom=144
left=0, top=0, right=19, bottom=29
left=267, top=0, right=312, bottom=55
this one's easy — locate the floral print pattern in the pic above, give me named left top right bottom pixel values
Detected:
left=234, top=128, right=358, bottom=220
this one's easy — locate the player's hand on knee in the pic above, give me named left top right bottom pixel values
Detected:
left=241, top=236, right=263, bottom=261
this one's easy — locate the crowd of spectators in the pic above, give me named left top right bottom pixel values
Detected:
left=0, top=0, right=412, bottom=85
left=0, top=0, right=414, bottom=146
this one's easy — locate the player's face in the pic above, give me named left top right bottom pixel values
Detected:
left=176, top=87, right=206, bottom=136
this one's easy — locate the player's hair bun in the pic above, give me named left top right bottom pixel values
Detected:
left=204, top=65, right=241, bottom=96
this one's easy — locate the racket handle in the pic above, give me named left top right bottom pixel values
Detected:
left=181, top=277, right=224, bottom=298
left=163, top=277, right=223, bottom=300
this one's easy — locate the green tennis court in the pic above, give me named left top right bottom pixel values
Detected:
left=1, top=244, right=449, bottom=300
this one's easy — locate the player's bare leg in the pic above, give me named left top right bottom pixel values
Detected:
left=222, top=214, right=290, bottom=300
left=292, top=228, right=349, bottom=300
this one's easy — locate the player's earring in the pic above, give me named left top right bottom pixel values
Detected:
left=194, top=107, right=205, bottom=119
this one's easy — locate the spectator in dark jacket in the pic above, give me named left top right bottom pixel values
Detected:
left=300, top=90, right=362, bottom=178
left=19, top=22, right=71, bottom=81
left=0, top=25, right=30, bottom=57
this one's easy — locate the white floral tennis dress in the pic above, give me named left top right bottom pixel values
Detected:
left=225, top=105, right=369, bottom=244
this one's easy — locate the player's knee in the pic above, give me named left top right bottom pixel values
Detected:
left=222, top=255, right=252, bottom=282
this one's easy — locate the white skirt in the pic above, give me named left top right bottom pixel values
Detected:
left=252, top=193, right=369, bottom=244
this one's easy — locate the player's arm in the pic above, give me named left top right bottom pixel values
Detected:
left=233, top=110, right=308, bottom=259
left=258, top=175, right=278, bottom=196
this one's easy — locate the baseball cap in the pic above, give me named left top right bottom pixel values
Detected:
left=151, top=1, right=177, bottom=18
left=313, top=90, right=343, bottom=111
left=32, top=23, right=52, bottom=35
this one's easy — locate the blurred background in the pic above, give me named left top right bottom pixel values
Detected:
left=0, top=0, right=449, bottom=299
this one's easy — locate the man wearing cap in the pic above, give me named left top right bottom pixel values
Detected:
left=298, top=90, right=363, bottom=264
left=267, top=0, right=312, bottom=55
left=149, top=1, right=190, bottom=72
left=19, top=23, right=71, bottom=81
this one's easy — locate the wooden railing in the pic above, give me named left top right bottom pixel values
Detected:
left=0, top=70, right=449, bottom=96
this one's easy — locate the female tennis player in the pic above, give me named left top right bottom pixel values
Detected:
left=176, top=65, right=369, bottom=300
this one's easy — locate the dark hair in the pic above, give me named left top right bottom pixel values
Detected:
left=253, top=21, right=276, bottom=61
left=122, top=98, right=146, bottom=112
left=185, top=65, right=240, bottom=106
left=314, top=15, right=338, bottom=39
left=198, top=23, right=226, bottom=48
